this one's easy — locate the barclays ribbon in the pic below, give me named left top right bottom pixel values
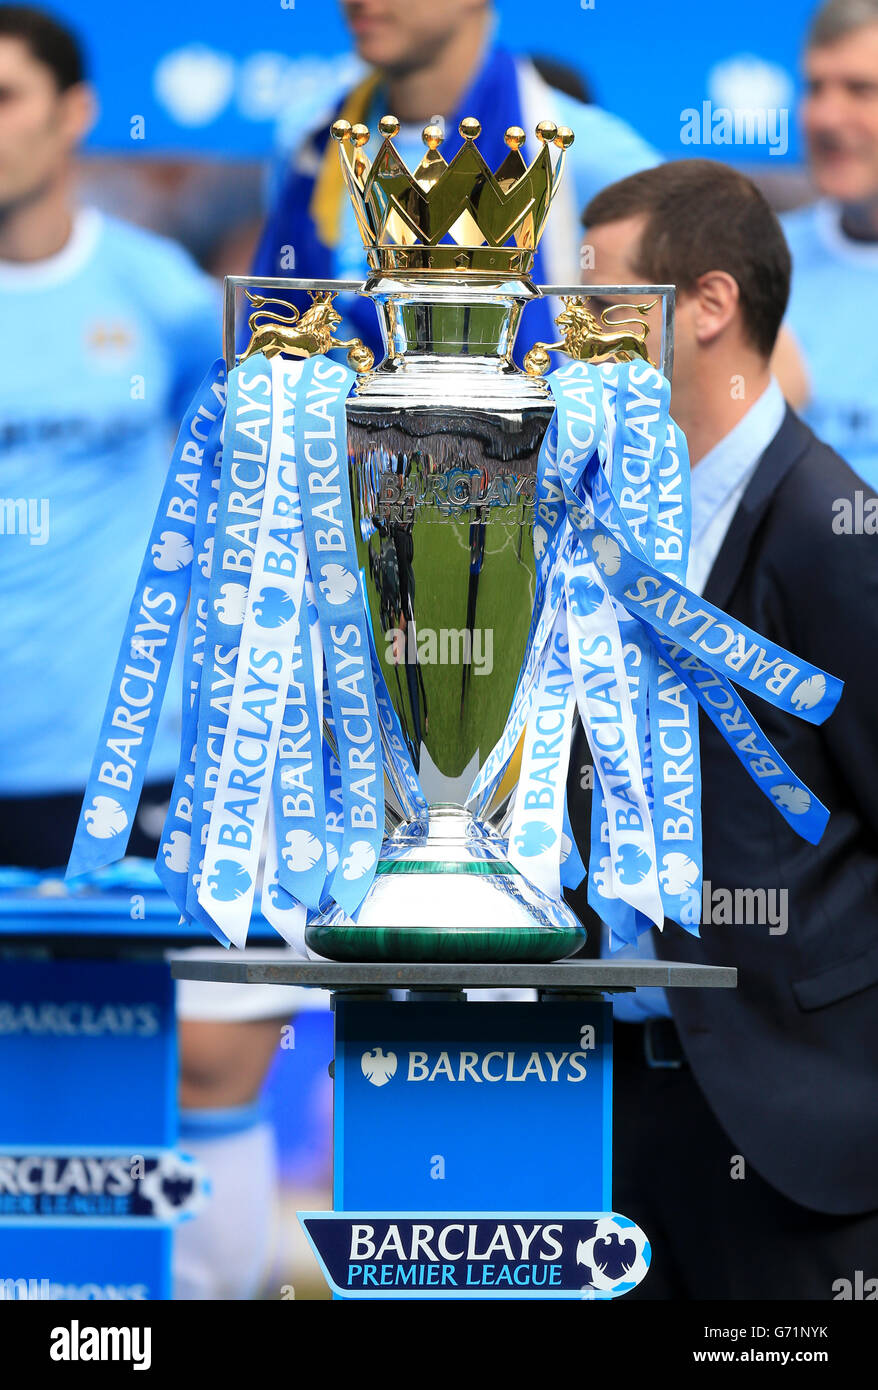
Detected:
left=198, top=357, right=308, bottom=945
left=293, top=355, right=384, bottom=915
left=187, top=356, right=273, bottom=937
left=155, top=382, right=226, bottom=921
left=67, top=360, right=226, bottom=879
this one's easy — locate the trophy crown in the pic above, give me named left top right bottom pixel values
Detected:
left=331, top=113, right=574, bottom=273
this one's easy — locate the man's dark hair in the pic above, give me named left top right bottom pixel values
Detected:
left=0, top=5, right=85, bottom=90
left=583, top=159, right=791, bottom=358
left=530, top=55, right=592, bottom=105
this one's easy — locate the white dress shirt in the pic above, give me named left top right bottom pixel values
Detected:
left=602, top=379, right=787, bottom=1021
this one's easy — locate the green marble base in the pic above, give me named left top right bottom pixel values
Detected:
left=305, top=920, right=586, bottom=964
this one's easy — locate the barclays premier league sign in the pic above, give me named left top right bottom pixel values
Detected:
left=300, top=1214, right=650, bottom=1300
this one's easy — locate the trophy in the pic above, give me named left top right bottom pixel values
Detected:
left=224, top=115, right=674, bottom=964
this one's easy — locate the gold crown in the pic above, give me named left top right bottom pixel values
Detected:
left=331, top=115, right=573, bottom=274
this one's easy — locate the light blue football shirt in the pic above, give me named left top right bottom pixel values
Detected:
left=0, top=209, right=220, bottom=795
left=782, top=200, right=878, bottom=491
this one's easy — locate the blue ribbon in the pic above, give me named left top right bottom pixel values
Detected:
left=187, top=356, right=274, bottom=936
left=293, top=356, right=384, bottom=913
left=154, top=387, right=226, bottom=922
left=67, top=360, right=226, bottom=879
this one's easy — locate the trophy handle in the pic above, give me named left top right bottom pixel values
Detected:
left=522, top=294, right=658, bottom=376
left=229, top=282, right=374, bottom=372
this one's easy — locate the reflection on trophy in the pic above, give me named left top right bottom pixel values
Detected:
left=228, top=114, right=672, bottom=963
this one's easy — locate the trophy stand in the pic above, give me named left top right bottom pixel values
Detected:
left=171, top=956, right=735, bottom=1300
left=0, top=881, right=281, bottom=1299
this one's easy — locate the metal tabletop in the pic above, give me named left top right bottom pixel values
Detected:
left=169, top=957, right=735, bottom=995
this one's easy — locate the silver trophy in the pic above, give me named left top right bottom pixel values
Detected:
left=224, top=115, right=673, bottom=962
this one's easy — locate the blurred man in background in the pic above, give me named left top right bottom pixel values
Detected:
left=253, top=0, right=659, bottom=362
left=573, top=159, right=878, bottom=1298
left=0, top=5, right=291, bottom=1300
left=776, top=0, right=878, bottom=488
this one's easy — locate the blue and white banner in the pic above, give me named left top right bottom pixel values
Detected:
left=155, top=381, right=226, bottom=918
left=197, top=358, right=309, bottom=945
left=67, top=361, right=226, bottom=880
left=508, top=611, right=577, bottom=899
left=470, top=358, right=843, bottom=947
left=293, top=357, right=384, bottom=917
left=69, top=347, right=843, bottom=955
left=68, top=350, right=424, bottom=946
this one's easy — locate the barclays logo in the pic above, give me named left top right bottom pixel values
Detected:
left=0, top=1002, right=161, bottom=1037
left=360, top=1043, right=595, bottom=1086
left=361, top=1048, right=397, bottom=1087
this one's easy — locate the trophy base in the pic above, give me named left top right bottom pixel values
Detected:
left=305, top=807, right=586, bottom=964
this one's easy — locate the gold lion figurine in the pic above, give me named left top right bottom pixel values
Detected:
left=523, top=296, right=656, bottom=376
left=238, top=290, right=374, bottom=371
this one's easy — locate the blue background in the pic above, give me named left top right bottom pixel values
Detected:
left=49, top=0, right=815, bottom=161
left=335, top=1000, right=612, bottom=1212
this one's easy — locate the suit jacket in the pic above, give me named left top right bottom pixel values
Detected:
left=567, top=408, right=878, bottom=1214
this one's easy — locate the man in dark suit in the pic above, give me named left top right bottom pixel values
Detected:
left=568, top=158, right=878, bottom=1299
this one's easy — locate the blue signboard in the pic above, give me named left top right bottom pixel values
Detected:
left=300, top=1211, right=651, bottom=1300
left=0, top=961, right=175, bottom=1147
left=49, top=0, right=812, bottom=162
left=0, top=1227, right=169, bottom=1300
left=334, top=1000, right=612, bottom=1212
left=0, top=956, right=205, bottom=1299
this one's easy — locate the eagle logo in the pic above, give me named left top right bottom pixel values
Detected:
left=790, top=674, right=826, bottom=710
left=213, top=582, right=248, bottom=625
left=658, top=852, right=698, bottom=895
left=576, top=1216, right=650, bottom=1294
left=282, top=828, right=323, bottom=873
left=198, top=535, right=214, bottom=578
left=207, top=859, right=251, bottom=901
left=342, top=840, right=377, bottom=880
left=162, top=829, right=191, bottom=873
left=84, top=795, right=128, bottom=840
left=591, top=534, right=621, bottom=576
left=771, top=783, right=811, bottom=815
left=318, top=563, right=357, bottom=606
left=361, top=1047, right=397, bottom=1087
left=514, top=821, right=556, bottom=857
left=591, top=854, right=613, bottom=896
left=615, top=843, right=652, bottom=885
left=251, top=586, right=296, bottom=629
left=151, top=530, right=193, bottom=571
left=567, top=574, right=605, bottom=617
